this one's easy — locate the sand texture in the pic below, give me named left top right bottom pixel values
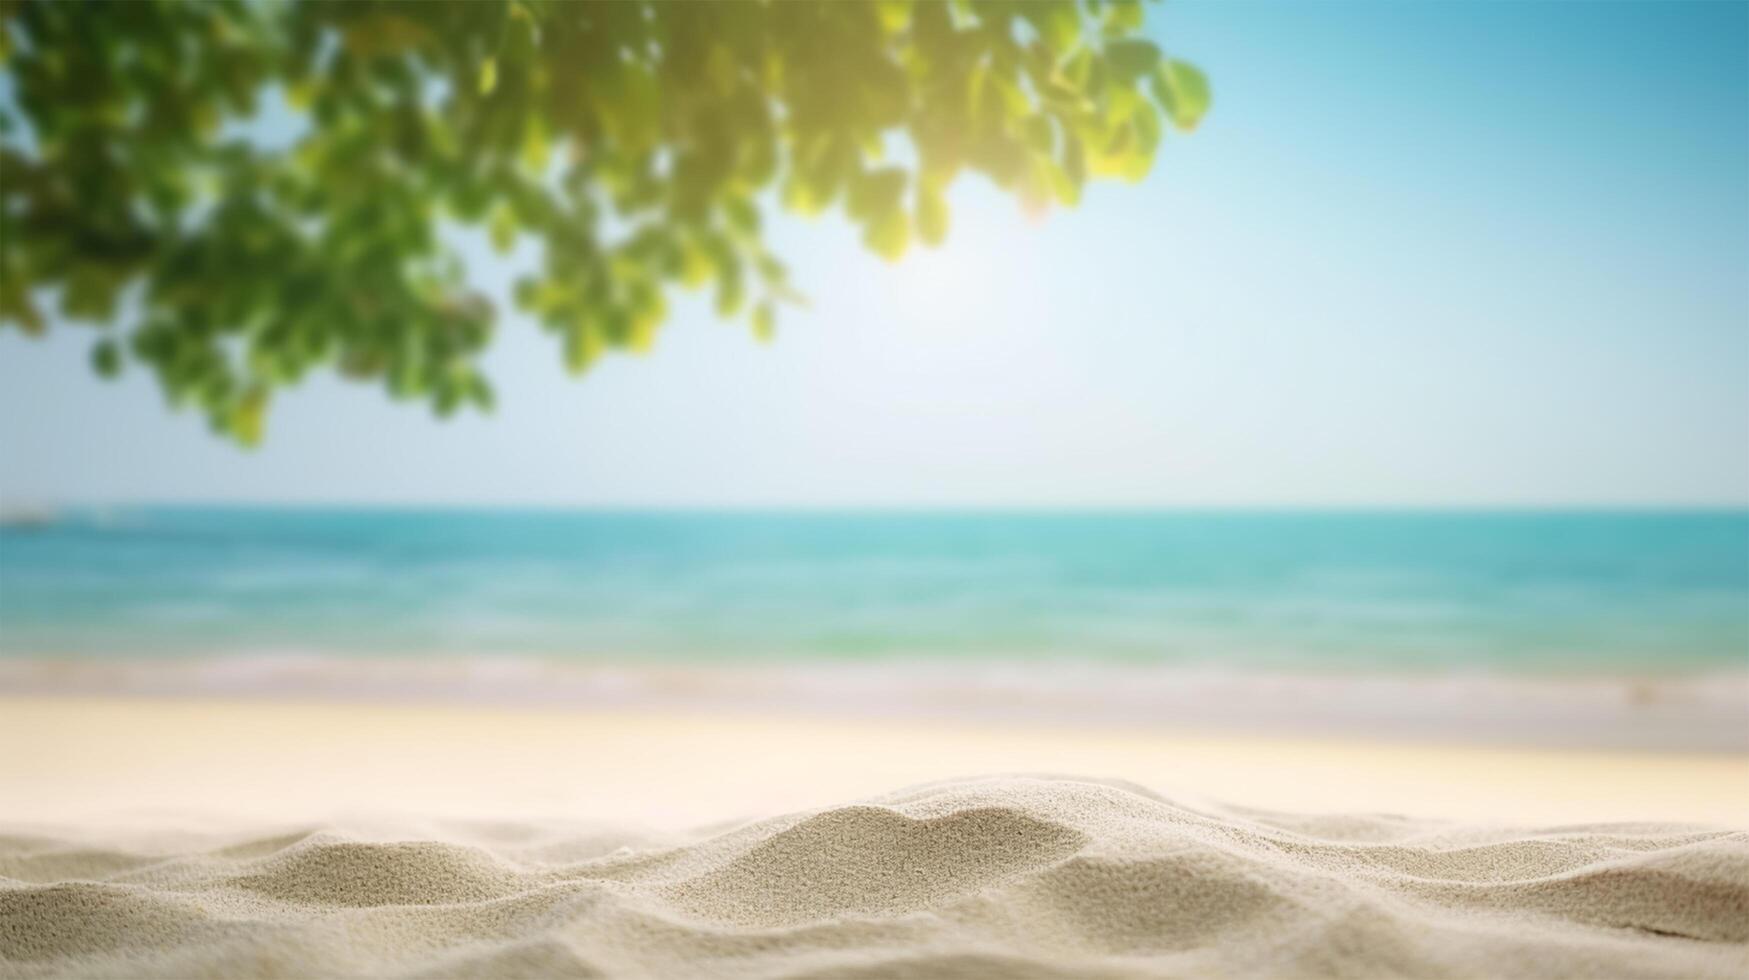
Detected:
left=2, top=776, right=1746, bottom=979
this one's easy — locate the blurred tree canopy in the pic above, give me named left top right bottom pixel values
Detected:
left=0, top=0, right=1207, bottom=444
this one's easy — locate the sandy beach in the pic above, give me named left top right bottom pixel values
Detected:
left=2, top=695, right=1746, bottom=978
left=4, top=0, right=1745, bottom=970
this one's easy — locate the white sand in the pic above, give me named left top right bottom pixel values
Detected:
left=4, top=697, right=1745, bottom=827
left=3, top=774, right=1746, bottom=978
left=2, top=698, right=1746, bottom=978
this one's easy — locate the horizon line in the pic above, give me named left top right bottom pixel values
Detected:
left=7, top=499, right=1748, bottom=515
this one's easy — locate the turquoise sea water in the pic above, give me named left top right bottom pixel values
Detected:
left=0, top=509, right=1744, bottom=672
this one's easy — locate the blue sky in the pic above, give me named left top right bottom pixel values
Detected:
left=2, top=0, right=1745, bottom=507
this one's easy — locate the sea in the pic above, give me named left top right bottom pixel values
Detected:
left=2, top=508, right=1745, bottom=675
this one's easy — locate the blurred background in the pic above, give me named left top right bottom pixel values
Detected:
left=0, top=1, right=1745, bottom=825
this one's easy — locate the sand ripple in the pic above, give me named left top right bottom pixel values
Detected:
left=2, top=776, right=1745, bottom=978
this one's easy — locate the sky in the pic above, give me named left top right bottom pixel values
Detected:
left=2, top=0, right=1746, bottom=508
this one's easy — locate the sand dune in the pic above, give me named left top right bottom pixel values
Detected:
left=2, top=775, right=1746, bottom=979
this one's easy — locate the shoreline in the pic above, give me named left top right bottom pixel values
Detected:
left=3, top=654, right=1746, bottom=752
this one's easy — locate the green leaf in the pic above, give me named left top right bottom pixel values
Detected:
left=1127, top=106, right=1162, bottom=180
left=285, top=80, right=316, bottom=111
left=725, top=198, right=760, bottom=237
left=875, top=1, right=911, bottom=33
left=468, top=375, right=495, bottom=412
left=231, top=387, right=268, bottom=447
left=848, top=167, right=907, bottom=223
left=1034, top=3, right=1081, bottom=57
left=1105, top=39, right=1160, bottom=83
left=478, top=57, right=498, bottom=95
left=1048, top=158, right=1080, bottom=205
left=520, top=116, right=549, bottom=172
left=92, top=339, right=122, bottom=378
left=916, top=182, right=949, bottom=246
left=751, top=300, right=775, bottom=342
left=716, top=267, right=746, bottom=317
left=628, top=306, right=661, bottom=352
left=679, top=239, right=714, bottom=288
left=1157, top=59, right=1211, bottom=131
left=865, top=208, right=910, bottom=261
left=1103, top=0, right=1144, bottom=36
left=1063, top=133, right=1087, bottom=188
left=489, top=204, right=516, bottom=253
left=565, top=318, right=601, bottom=375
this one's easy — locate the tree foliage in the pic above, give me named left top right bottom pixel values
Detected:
left=0, top=0, right=1208, bottom=443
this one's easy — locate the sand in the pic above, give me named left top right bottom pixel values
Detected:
left=2, top=697, right=1747, bottom=977
left=2, top=774, right=1746, bottom=979
left=4, top=697, right=1746, bottom=828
